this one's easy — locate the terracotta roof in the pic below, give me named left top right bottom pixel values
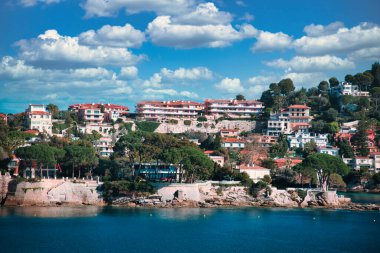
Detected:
left=205, top=99, right=263, bottom=105
left=318, top=146, right=340, bottom=150
left=220, top=129, right=238, bottom=132
left=288, top=104, right=310, bottom=109
left=370, top=152, right=380, bottom=155
left=223, top=138, right=246, bottom=143
left=24, top=129, right=39, bottom=135
left=204, top=150, right=214, bottom=155
left=69, top=103, right=129, bottom=111
left=137, top=100, right=203, bottom=107
left=28, top=111, right=50, bottom=115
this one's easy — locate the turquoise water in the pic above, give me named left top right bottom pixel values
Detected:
left=1, top=206, right=380, bottom=253
left=340, top=192, right=380, bottom=204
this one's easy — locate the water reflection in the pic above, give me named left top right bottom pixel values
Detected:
left=0, top=206, right=101, bottom=218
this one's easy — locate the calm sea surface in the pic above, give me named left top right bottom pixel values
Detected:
left=1, top=205, right=380, bottom=253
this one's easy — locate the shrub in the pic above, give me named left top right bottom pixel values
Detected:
left=184, top=120, right=191, bottom=126
left=168, top=119, right=178, bottom=125
left=196, top=123, right=202, bottom=128
left=197, top=116, right=207, bottom=122
left=135, top=121, right=160, bottom=132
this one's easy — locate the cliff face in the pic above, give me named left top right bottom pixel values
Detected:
left=4, top=179, right=104, bottom=206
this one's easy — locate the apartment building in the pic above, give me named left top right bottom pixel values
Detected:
left=317, top=146, right=340, bottom=156
left=94, top=137, right=114, bottom=157
left=204, top=99, right=264, bottom=118
left=330, top=82, right=370, bottom=97
left=266, top=104, right=312, bottom=136
left=136, top=100, right=204, bottom=120
left=287, top=132, right=329, bottom=148
left=25, top=104, right=52, bottom=135
left=69, top=103, right=129, bottom=123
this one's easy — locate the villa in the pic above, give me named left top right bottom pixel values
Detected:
left=204, top=99, right=264, bottom=118
left=25, top=104, right=53, bottom=135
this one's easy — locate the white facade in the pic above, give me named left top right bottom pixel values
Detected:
left=94, top=137, right=115, bottom=157
left=236, top=164, right=270, bottom=183
left=371, top=153, right=380, bottom=172
left=332, top=82, right=370, bottom=97
left=205, top=99, right=264, bottom=118
left=137, top=101, right=204, bottom=120
left=287, top=132, right=328, bottom=148
left=222, top=138, right=246, bottom=149
left=343, top=157, right=375, bottom=171
left=77, top=123, right=116, bottom=137
left=317, top=146, right=340, bottom=156
left=25, top=104, right=52, bottom=135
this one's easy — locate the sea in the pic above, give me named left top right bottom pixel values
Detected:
left=1, top=193, right=380, bottom=253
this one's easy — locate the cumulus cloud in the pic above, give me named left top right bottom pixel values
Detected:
left=294, top=22, right=380, bottom=55
left=160, top=67, right=213, bottom=80
left=79, top=24, right=145, bottom=48
left=248, top=75, right=278, bottom=86
left=239, top=12, right=254, bottom=22
left=147, top=16, right=257, bottom=48
left=173, top=2, right=232, bottom=25
left=303, top=21, right=345, bottom=37
left=215, top=78, right=244, bottom=94
left=282, top=72, right=326, bottom=88
left=19, top=0, right=61, bottom=7
left=119, top=66, right=138, bottom=79
left=82, top=0, right=195, bottom=18
left=251, top=31, right=293, bottom=52
left=143, top=73, right=163, bottom=88
left=16, top=30, right=144, bottom=68
left=266, top=55, right=355, bottom=72
left=143, top=88, right=199, bottom=99
left=348, top=47, right=380, bottom=61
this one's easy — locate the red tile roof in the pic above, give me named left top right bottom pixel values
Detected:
left=24, top=129, right=39, bottom=135
left=137, top=100, right=203, bottom=107
left=205, top=99, right=262, bottom=105
left=223, top=138, right=246, bottom=143
left=288, top=104, right=310, bottom=109
left=239, top=164, right=269, bottom=170
left=28, top=111, right=50, bottom=115
left=204, top=150, right=214, bottom=155
left=69, top=103, right=129, bottom=111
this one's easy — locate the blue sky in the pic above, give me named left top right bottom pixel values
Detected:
left=1, top=0, right=380, bottom=113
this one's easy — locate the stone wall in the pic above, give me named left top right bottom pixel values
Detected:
left=5, top=179, right=103, bottom=206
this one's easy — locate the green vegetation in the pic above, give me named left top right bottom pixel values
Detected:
left=197, top=116, right=207, bottom=122
left=135, top=121, right=160, bottom=132
left=184, top=120, right=191, bottom=126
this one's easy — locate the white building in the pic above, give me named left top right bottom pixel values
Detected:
left=136, top=100, right=204, bottom=120
left=25, top=104, right=52, bottom=135
left=94, top=137, right=115, bottom=157
left=204, top=99, right=264, bottom=118
left=222, top=138, right=246, bottom=149
left=235, top=164, right=270, bottom=183
left=317, top=146, right=340, bottom=156
left=331, top=82, right=370, bottom=97
left=69, top=103, right=129, bottom=123
left=343, top=156, right=375, bottom=171
left=266, top=104, right=312, bottom=136
left=287, top=132, right=328, bottom=148
left=77, top=123, right=116, bottom=137
left=370, top=152, right=380, bottom=172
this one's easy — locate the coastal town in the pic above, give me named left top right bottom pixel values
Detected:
left=0, top=63, right=380, bottom=210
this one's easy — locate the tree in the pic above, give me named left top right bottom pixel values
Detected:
left=351, top=119, right=369, bottom=156
left=259, top=90, right=274, bottom=108
left=300, top=153, right=349, bottom=191
left=278, top=78, right=295, bottom=95
left=345, top=74, right=355, bottom=83
left=269, top=135, right=288, bottom=158
left=329, top=77, right=339, bottom=87
left=337, top=139, right=354, bottom=158
left=64, top=144, right=97, bottom=178
left=303, top=140, right=317, bottom=157
left=353, top=72, right=373, bottom=91
left=0, top=131, right=35, bottom=157
left=326, top=122, right=340, bottom=134
left=322, top=108, right=338, bottom=122
left=318, top=81, right=329, bottom=92
left=329, top=173, right=346, bottom=189
left=371, top=62, right=380, bottom=88
left=46, top=104, right=59, bottom=119
left=236, top=94, right=245, bottom=101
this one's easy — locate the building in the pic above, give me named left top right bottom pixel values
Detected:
left=94, top=137, right=115, bottom=157
left=25, top=104, right=52, bottom=135
left=222, top=138, right=246, bottom=149
left=343, top=156, right=374, bottom=171
left=266, top=104, right=312, bottom=136
left=234, top=164, right=270, bottom=182
left=136, top=100, right=204, bottom=120
left=220, top=128, right=239, bottom=138
left=0, top=113, right=7, bottom=123
left=134, top=163, right=183, bottom=182
left=370, top=152, right=380, bottom=172
left=69, top=103, right=129, bottom=123
left=287, top=132, right=329, bottom=148
left=331, top=82, right=370, bottom=97
left=77, top=123, right=115, bottom=137
left=204, top=150, right=225, bottom=167
left=317, top=146, right=340, bottom=157
left=204, top=99, right=264, bottom=118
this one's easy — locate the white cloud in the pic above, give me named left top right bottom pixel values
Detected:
left=239, top=12, right=254, bottom=22
left=143, top=73, right=163, bottom=88
left=16, top=30, right=144, bottom=68
left=19, top=0, right=61, bottom=7
left=173, top=2, right=232, bottom=25
left=215, top=78, right=244, bottom=94
left=119, top=66, right=138, bottom=79
left=252, top=31, right=293, bottom=52
left=303, top=21, right=345, bottom=37
left=44, top=93, right=58, bottom=100
left=348, top=46, right=380, bottom=61
left=235, top=1, right=246, bottom=7
left=143, top=88, right=199, bottom=99
left=282, top=72, right=326, bottom=88
left=294, top=22, right=380, bottom=55
left=82, top=0, right=195, bottom=18
left=266, top=55, right=355, bottom=72
left=160, top=67, right=213, bottom=80
left=147, top=16, right=257, bottom=48
left=79, top=24, right=145, bottom=48
left=180, top=91, right=199, bottom=99
left=248, top=75, right=278, bottom=85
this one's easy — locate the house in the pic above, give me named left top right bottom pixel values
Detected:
left=77, top=123, right=115, bottom=137
left=7, top=155, right=21, bottom=176
left=234, top=164, right=270, bottom=182
left=204, top=150, right=225, bottom=167
left=94, top=137, right=115, bottom=157
left=204, top=99, right=264, bottom=118
left=0, top=113, right=7, bottom=123
left=136, top=100, right=204, bottom=120
left=370, top=152, right=380, bottom=172
left=275, top=158, right=303, bottom=169
left=134, top=163, right=183, bottom=182
left=287, top=132, right=329, bottom=148
left=330, top=82, right=370, bottom=97
left=343, top=156, right=374, bottom=171
left=317, top=146, right=340, bottom=157
left=222, top=138, right=246, bottom=149
left=220, top=128, right=239, bottom=138
left=69, top=103, right=129, bottom=123
left=266, top=104, right=312, bottom=136
left=25, top=104, right=52, bottom=135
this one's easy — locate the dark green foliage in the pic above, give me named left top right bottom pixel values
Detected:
left=249, top=180, right=268, bottom=197
left=351, top=119, right=369, bottom=156
left=336, top=139, right=355, bottom=158
left=318, top=81, right=329, bottom=92
left=329, top=77, right=339, bottom=87
left=197, top=116, right=207, bottom=122
left=168, top=119, right=178, bottom=125
left=278, top=78, right=295, bottom=95
left=184, top=120, right=191, bottom=126
left=269, top=135, right=288, bottom=158
left=236, top=94, right=245, bottom=101
left=102, top=180, right=155, bottom=200
left=371, top=62, right=380, bottom=88
left=322, top=108, right=338, bottom=122
left=46, top=104, right=59, bottom=119
left=135, top=121, right=160, bottom=132
left=200, top=134, right=221, bottom=150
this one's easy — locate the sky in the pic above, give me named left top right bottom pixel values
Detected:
left=0, top=0, right=380, bottom=113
